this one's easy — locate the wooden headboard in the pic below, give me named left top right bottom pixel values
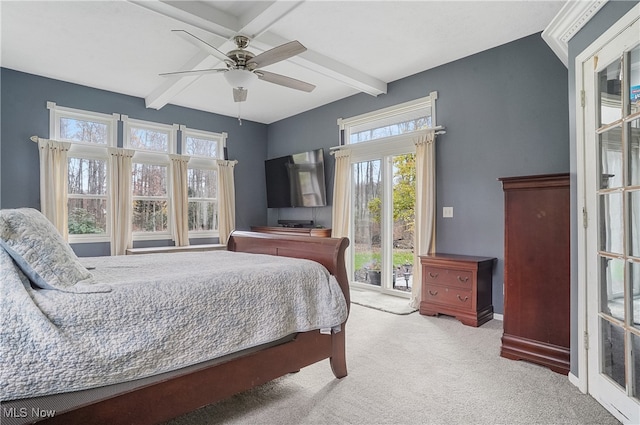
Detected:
left=227, top=230, right=350, bottom=307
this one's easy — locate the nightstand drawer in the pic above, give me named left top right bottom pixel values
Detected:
left=422, top=284, right=473, bottom=311
left=423, top=266, right=473, bottom=289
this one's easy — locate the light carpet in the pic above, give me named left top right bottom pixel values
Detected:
left=349, top=288, right=417, bottom=315
left=165, top=304, right=619, bottom=425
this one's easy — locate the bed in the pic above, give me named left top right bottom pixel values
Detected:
left=0, top=208, right=350, bottom=425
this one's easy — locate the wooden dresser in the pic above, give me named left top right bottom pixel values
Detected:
left=250, top=226, right=332, bottom=238
left=419, top=254, right=496, bottom=327
left=498, top=173, right=570, bottom=375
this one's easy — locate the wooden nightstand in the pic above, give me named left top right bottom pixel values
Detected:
left=419, top=254, right=495, bottom=327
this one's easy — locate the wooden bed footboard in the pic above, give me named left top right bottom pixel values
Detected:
left=35, top=231, right=350, bottom=425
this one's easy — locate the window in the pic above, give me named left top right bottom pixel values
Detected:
left=123, top=116, right=177, bottom=240
left=181, top=127, right=226, bottom=236
left=47, top=103, right=227, bottom=245
left=67, top=155, right=108, bottom=236
left=338, top=92, right=438, bottom=297
left=342, top=95, right=435, bottom=145
left=48, top=102, right=118, bottom=242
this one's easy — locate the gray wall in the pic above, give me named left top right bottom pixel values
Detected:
left=566, top=0, right=638, bottom=378
left=268, top=33, right=570, bottom=315
left=0, top=68, right=268, bottom=255
left=1, top=32, right=570, bottom=315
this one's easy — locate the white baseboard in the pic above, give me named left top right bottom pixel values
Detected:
left=493, top=313, right=503, bottom=321
left=568, top=372, right=580, bottom=388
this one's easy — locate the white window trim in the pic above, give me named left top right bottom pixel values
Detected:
left=180, top=125, right=227, bottom=160
left=180, top=126, right=225, bottom=238
left=122, top=115, right=179, bottom=154
left=338, top=91, right=438, bottom=138
left=131, top=156, right=173, bottom=241
left=48, top=101, right=119, bottom=150
left=337, top=91, right=439, bottom=162
left=48, top=102, right=117, bottom=244
left=122, top=116, right=178, bottom=241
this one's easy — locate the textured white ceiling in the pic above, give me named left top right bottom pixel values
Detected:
left=0, top=1, right=566, bottom=124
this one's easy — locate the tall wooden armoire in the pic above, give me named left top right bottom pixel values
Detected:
left=498, top=173, right=570, bottom=375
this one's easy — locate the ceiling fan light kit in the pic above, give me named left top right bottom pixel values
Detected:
left=164, top=31, right=315, bottom=104
left=224, top=69, right=258, bottom=89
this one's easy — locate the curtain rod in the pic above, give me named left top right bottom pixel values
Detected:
left=329, top=126, right=446, bottom=151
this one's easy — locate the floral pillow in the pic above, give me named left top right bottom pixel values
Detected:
left=0, top=208, right=110, bottom=293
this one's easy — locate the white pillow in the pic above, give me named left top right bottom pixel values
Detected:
left=0, top=208, right=110, bottom=293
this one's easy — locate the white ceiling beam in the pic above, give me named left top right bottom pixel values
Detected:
left=128, top=0, right=237, bottom=39
left=145, top=51, right=220, bottom=110
left=237, top=1, right=304, bottom=38
left=254, top=32, right=387, bottom=97
left=136, top=0, right=385, bottom=109
left=135, top=0, right=307, bottom=110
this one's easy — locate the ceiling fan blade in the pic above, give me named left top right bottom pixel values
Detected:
left=256, top=70, right=315, bottom=92
left=172, top=30, right=234, bottom=65
left=233, top=88, right=248, bottom=102
left=247, top=41, right=306, bottom=69
left=159, top=68, right=227, bottom=77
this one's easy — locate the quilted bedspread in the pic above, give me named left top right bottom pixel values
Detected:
left=0, top=248, right=347, bottom=401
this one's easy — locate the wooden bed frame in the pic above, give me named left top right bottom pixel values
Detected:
left=35, top=231, right=350, bottom=425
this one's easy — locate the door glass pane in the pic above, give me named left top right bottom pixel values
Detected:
left=601, top=317, right=626, bottom=389
left=600, top=128, right=623, bottom=189
left=599, top=57, right=622, bottom=126
left=600, top=192, right=624, bottom=254
left=353, top=160, right=382, bottom=286
left=631, top=119, right=640, bottom=186
left=601, top=257, right=625, bottom=320
left=631, top=191, right=640, bottom=258
left=631, top=261, right=640, bottom=331
left=629, top=44, right=640, bottom=116
left=392, top=154, right=415, bottom=293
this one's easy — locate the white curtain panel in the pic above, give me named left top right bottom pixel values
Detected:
left=410, top=131, right=436, bottom=309
left=216, top=159, right=238, bottom=245
left=331, top=149, right=352, bottom=238
left=108, top=148, right=135, bottom=255
left=37, top=138, right=71, bottom=239
left=169, top=154, right=191, bottom=247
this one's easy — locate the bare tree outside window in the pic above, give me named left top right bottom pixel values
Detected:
left=187, top=168, right=217, bottom=231
left=132, top=163, right=168, bottom=233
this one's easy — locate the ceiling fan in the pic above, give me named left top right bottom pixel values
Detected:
left=161, top=30, right=315, bottom=102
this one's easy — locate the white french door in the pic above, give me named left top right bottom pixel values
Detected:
left=582, top=15, right=640, bottom=424
left=350, top=150, right=416, bottom=296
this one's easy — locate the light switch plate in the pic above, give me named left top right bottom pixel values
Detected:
left=443, top=207, right=453, bottom=218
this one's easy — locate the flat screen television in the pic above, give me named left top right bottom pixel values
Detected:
left=265, top=148, right=327, bottom=208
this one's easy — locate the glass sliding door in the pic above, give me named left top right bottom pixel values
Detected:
left=350, top=154, right=416, bottom=295
left=352, top=159, right=383, bottom=288
left=391, top=154, right=415, bottom=293
left=340, top=93, right=436, bottom=297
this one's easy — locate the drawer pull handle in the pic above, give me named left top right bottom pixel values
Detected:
left=428, top=272, right=439, bottom=278
left=457, top=295, right=469, bottom=302
left=428, top=290, right=438, bottom=296
left=457, top=276, right=469, bottom=283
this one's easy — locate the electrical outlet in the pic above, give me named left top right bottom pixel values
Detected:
left=443, top=207, right=453, bottom=218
